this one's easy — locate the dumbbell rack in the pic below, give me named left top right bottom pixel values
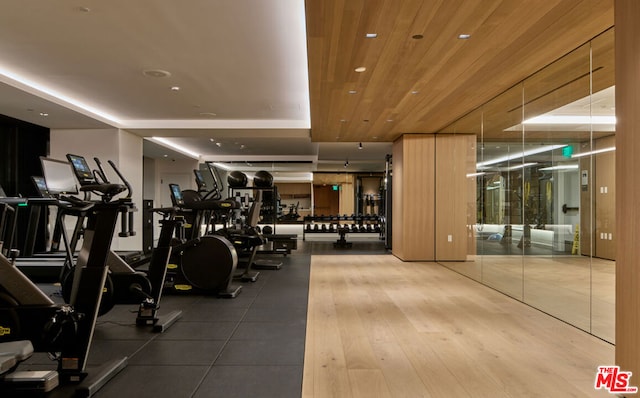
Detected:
left=302, top=214, right=384, bottom=243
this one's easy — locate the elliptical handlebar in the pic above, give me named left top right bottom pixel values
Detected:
left=106, top=159, right=133, bottom=199
left=92, top=158, right=110, bottom=184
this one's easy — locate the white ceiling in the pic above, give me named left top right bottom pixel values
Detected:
left=0, top=0, right=390, bottom=172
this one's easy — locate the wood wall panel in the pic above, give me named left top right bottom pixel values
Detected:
left=392, top=135, right=435, bottom=261
left=595, top=136, right=615, bottom=260
left=435, top=135, right=475, bottom=261
left=615, top=0, right=640, bottom=380
left=392, top=138, right=405, bottom=259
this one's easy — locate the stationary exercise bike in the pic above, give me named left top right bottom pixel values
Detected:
left=0, top=157, right=130, bottom=396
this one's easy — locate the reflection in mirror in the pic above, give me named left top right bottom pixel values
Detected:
left=522, top=41, right=592, bottom=333
left=438, top=28, right=614, bottom=343
left=590, top=28, right=615, bottom=344
left=477, top=84, right=524, bottom=301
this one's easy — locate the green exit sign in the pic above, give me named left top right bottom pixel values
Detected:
left=332, top=185, right=340, bottom=191
left=562, top=146, right=573, bottom=158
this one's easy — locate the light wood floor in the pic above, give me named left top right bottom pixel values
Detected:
left=302, top=255, right=614, bottom=397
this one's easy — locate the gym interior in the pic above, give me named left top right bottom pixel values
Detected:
left=0, top=2, right=639, bottom=397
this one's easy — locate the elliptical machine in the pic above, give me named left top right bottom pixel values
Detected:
left=60, top=154, right=152, bottom=316
left=159, top=184, right=242, bottom=297
left=61, top=154, right=181, bottom=331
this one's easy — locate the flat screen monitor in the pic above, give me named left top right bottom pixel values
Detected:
left=31, top=176, right=51, bottom=198
left=66, top=154, right=94, bottom=184
left=169, top=183, right=184, bottom=206
left=40, top=157, right=78, bottom=195
left=193, top=169, right=207, bottom=190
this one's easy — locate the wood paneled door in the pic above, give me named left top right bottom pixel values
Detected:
left=313, top=184, right=340, bottom=216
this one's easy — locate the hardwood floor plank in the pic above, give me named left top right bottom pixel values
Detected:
left=347, top=369, right=392, bottom=398
left=303, top=255, right=613, bottom=397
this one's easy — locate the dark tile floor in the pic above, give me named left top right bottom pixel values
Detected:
left=19, top=239, right=387, bottom=397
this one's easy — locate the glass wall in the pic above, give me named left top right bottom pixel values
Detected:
left=441, top=28, right=615, bottom=343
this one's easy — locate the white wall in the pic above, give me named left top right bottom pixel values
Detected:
left=50, top=128, right=143, bottom=251
left=153, top=158, right=200, bottom=208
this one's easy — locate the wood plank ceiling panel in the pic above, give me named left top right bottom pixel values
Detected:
left=305, top=0, right=614, bottom=143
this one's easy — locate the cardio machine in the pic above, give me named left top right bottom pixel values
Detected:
left=159, top=183, right=242, bottom=297
left=0, top=157, right=129, bottom=396
left=62, top=154, right=181, bottom=331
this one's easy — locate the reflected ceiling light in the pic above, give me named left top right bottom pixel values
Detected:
left=150, top=137, right=200, bottom=159
left=458, top=34, right=471, bottom=39
left=508, top=162, right=537, bottom=171
left=539, top=164, right=579, bottom=171
left=571, top=147, right=616, bottom=158
left=170, top=86, right=180, bottom=91
left=466, top=172, right=486, bottom=178
left=523, top=115, right=616, bottom=125
left=355, top=66, right=366, bottom=73
left=348, top=90, right=357, bottom=94
left=365, top=33, right=378, bottom=38
left=476, top=144, right=566, bottom=168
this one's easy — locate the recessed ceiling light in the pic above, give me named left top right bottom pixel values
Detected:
left=216, top=142, right=222, bottom=147
left=458, top=34, right=471, bottom=39
left=340, top=119, right=347, bottom=122
left=386, top=119, right=394, bottom=122
left=209, top=138, right=215, bottom=142
left=199, top=112, right=217, bottom=117
left=142, top=69, right=171, bottom=78
left=412, top=34, right=424, bottom=40
left=355, top=66, right=366, bottom=73
left=163, top=154, right=168, bottom=158
left=76, top=6, right=90, bottom=12
left=365, top=33, right=377, bottom=38
left=348, top=90, right=357, bottom=94
left=170, top=86, right=180, bottom=91
left=39, top=112, right=48, bottom=117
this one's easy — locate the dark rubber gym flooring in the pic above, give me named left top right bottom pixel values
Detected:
left=22, top=239, right=387, bottom=398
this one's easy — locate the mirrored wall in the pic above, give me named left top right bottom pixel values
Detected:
left=440, top=28, right=615, bottom=343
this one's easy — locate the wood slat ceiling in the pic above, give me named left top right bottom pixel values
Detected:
left=305, top=0, right=614, bottom=143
